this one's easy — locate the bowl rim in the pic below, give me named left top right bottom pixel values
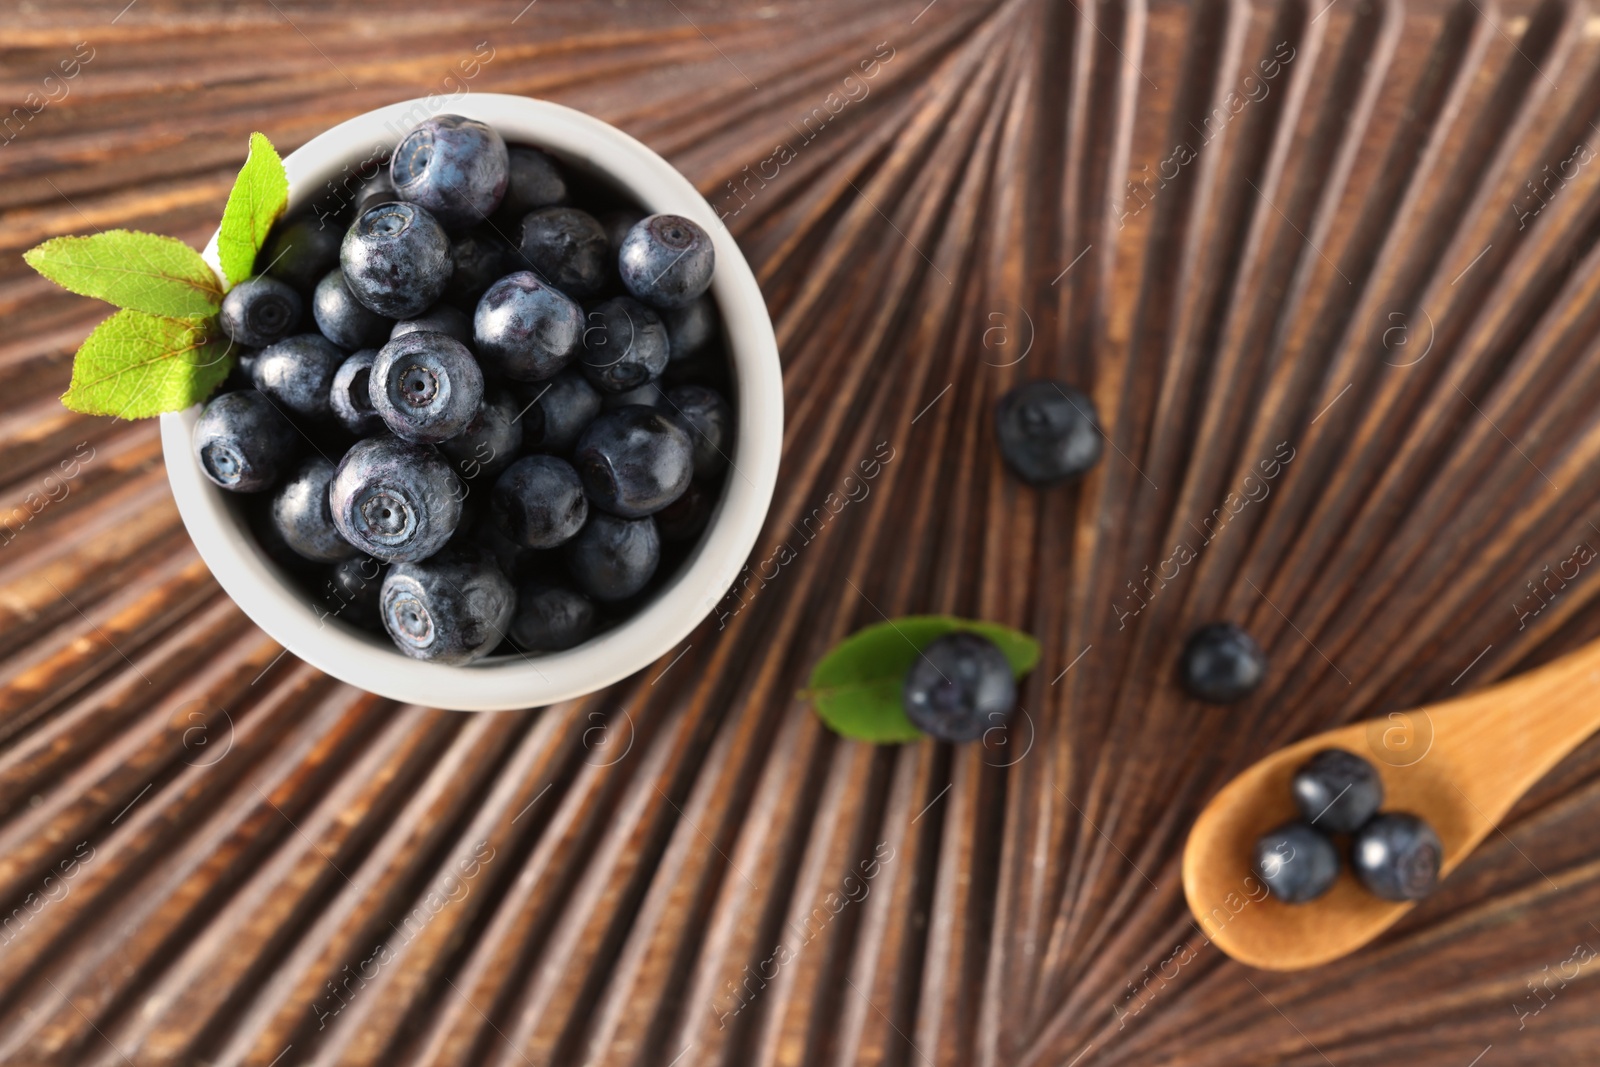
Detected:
left=159, top=93, right=782, bottom=711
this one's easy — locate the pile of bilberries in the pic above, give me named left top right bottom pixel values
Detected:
left=193, top=114, right=732, bottom=665
left=1253, top=748, right=1443, bottom=904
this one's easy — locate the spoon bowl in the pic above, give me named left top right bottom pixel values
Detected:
left=1183, top=639, right=1600, bottom=970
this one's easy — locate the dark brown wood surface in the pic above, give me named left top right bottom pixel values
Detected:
left=3, top=1, right=1600, bottom=1064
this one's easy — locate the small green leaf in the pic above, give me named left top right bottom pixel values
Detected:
left=61, top=311, right=233, bottom=419
left=216, top=131, right=288, bottom=288
left=805, top=616, right=1040, bottom=743
left=23, top=231, right=221, bottom=316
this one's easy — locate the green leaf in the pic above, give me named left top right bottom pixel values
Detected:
left=216, top=131, right=288, bottom=289
left=61, top=311, right=234, bottom=419
left=23, top=231, right=221, bottom=316
left=805, top=616, right=1040, bottom=743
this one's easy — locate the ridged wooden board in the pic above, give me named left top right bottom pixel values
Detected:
left=3, top=1, right=1600, bottom=1064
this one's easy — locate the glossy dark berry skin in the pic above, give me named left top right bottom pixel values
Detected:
left=341, top=201, right=454, bottom=319
left=580, top=296, right=669, bottom=393
left=370, top=332, right=484, bottom=444
left=445, top=228, right=512, bottom=308
left=527, top=371, right=601, bottom=453
left=490, top=455, right=588, bottom=549
left=663, top=294, right=716, bottom=361
left=565, top=512, right=660, bottom=602
left=602, top=382, right=668, bottom=412
left=473, top=271, right=584, bottom=381
left=1181, top=622, right=1267, bottom=703
left=192, top=390, right=298, bottom=492
left=330, top=435, right=464, bottom=562
left=219, top=275, right=302, bottom=348
left=329, top=349, right=384, bottom=436
left=270, top=456, right=354, bottom=563
left=354, top=170, right=396, bottom=215
left=902, top=632, right=1016, bottom=742
left=666, top=384, right=731, bottom=480
left=252, top=333, right=344, bottom=421
left=1352, top=813, right=1442, bottom=901
left=574, top=407, right=694, bottom=518
left=312, top=268, right=391, bottom=350
left=263, top=214, right=343, bottom=291
left=440, top=388, right=527, bottom=482
left=655, top=481, right=711, bottom=544
left=1253, top=821, right=1341, bottom=904
left=325, top=554, right=385, bottom=630
left=390, top=114, right=509, bottom=232
left=618, top=213, right=715, bottom=309
left=509, top=580, right=596, bottom=652
left=1292, top=749, right=1385, bottom=833
left=598, top=208, right=645, bottom=262
left=380, top=546, right=514, bottom=665
left=391, top=304, right=471, bottom=345
left=499, top=146, right=569, bottom=218
left=518, top=206, right=610, bottom=299
left=994, top=381, right=1104, bottom=486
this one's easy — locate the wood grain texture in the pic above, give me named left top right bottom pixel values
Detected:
left=2, top=0, right=1600, bottom=1064
left=1186, top=636, right=1600, bottom=971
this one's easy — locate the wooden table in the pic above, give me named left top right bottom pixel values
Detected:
left=2, top=1, right=1599, bottom=1064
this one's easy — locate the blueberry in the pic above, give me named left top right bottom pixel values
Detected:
left=598, top=208, right=645, bottom=260
left=391, top=304, right=471, bottom=345
left=263, top=213, right=343, bottom=291
left=440, top=387, right=527, bottom=482
left=270, top=456, right=354, bottom=563
left=490, top=455, right=587, bottom=549
left=380, top=546, right=514, bottom=665
left=574, top=406, right=694, bottom=518
left=602, top=382, right=668, bottom=411
left=390, top=114, right=509, bottom=232
left=313, top=268, right=391, bottom=349
left=525, top=371, right=601, bottom=453
left=329, top=349, right=384, bottom=436
left=473, top=271, right=584, bottom=381
left=252, top=333, right=344, bottom=421
left=1352, top=813, right=1442, bottom=901
left=663, top=294, right=716, bottom=361
left=565, top=512, right=660, bottom=601
left=445, top=228, right=513, bottom=308
left=499, top=146, right=569, bottom=218
left=354, top=170, right=396, bottom=216
left=518, top=206, right=610, bottom=299
left=618, top=213, right=715, bottom=309
left=509, top=580, right=596, bottom=652
left=341, top=201, right=454, bottom=319
left=994, top=381, right=1103, bottom=486
left=655, top=481, right=711, bottom=544
left=329, top=435, right=464, bottom=562
left=1181, top=622, right=1267, bottom=703
left=192, top=390, right=298, bottom=492
left=222, top=350, right=258, bottom=394
left=370, top=332, right=484, bottom=444
left=250, top=498, right=320, bottom=575
left=1292, top=749, right=1385, bottom=834
left=235, top=348, right=260, bottom=385
left=665, top=384, right=731, bottom=480
left=468, top=521, right=535, bottom=584
left=902, top=632, right=1016, bottom=742
left=325, top=554, right=386, bottom=630
left=1253, top=822, right=1340, bottom=904
left=220, top=276, right=302, bottom=348
left=580, top=296, right=669, bottom=393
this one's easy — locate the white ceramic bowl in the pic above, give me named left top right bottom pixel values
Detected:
left=160, top=94, right=782, bottom=711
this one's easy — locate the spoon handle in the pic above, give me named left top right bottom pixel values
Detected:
left=1410, top=638, right=1600, bottom=868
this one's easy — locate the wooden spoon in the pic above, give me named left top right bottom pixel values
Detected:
left=1182, top=639, right=1600, bottom=971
